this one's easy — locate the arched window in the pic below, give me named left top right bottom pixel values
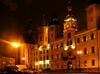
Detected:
left=68, top=33, right=71, bottom=39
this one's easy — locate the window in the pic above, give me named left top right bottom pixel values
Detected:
left=90, top=17, right=93, bottom=22
left=61, top=43, right=63, bottom=47
left=51, top=34, right=53, bottom=37
left=68, top=33, right=71, bottom=39
left=36, top=52, right=38, bottom=55
left=67, top=41, right=69, bottom=46
left=33, top=58, right=35, bottom=61
left=57, top=54, right=59, bottom=59
left=91, top=46, right=94, bottom=53
left=36, top=57, right=38, bottom=61
left=77, top=38, right=80, bottom=43
left=47, top=64, right=49, bottom=67
left=69, top=51, right=72, bottom=56
left=40, top=36, right=42, bottom=41
left=57, top=64, right=59, bottom=68
left=91, top=33, right=94, bottom=39
left=57, top=44, right=59, bottom=49
left=51, top=55, right=53, bottom=59
left=40, top=57, right=42, bottom=61
left=70, top=40, right=72, bottom=45
left=43, top=56, right=45, bottom=60
left=84, top=61, right=87, bottom=66
left=83, top=36, right=86, bottom=42
left=78, top=61, right=80, bottom=67
left=51, top=27, right=53, bottom=31
left=92, top=60, right=95, bottom=66
left=47, top=56, right=49, bottom=60
left=40, top=51, right=42, bottom=54
left=61, top=63, right=63, bottom=68
left=61, top=53, right=63, bottom=58
left=51, top=45, right=53, bottom=50
left=47, top=50, right=48, bottom=53
left=57, top=33, right=59, bottom=37
left=84, top=48, right=87, bottom=54
left=43, top=50, right=45, bottom=54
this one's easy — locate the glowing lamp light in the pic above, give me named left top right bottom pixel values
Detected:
left=39, top=48, right=41, bottom=51
left=47, top=44, right=50, bottom=49
left=45, top=60, right=50, bottom=63
left=77, top=51, right=82, bottom=54
left=39, top=61, right=43, bottom=64
left=65, top=46, right=68, bottom=50
left=22, top=58, right=25, bottom=60
left=80, top=51, right=82, bottom=54
left=12, top=43, right=20, bottom=48
left=72, top=45, right=75, bottom=49
left=35, top=62, right=38, bottom=65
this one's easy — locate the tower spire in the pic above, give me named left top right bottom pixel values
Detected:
left=67, top=1, right=72, bottom=14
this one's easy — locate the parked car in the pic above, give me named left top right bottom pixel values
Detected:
left=43, top=68, right=51, bottom=71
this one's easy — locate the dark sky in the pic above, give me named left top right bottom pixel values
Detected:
left=0, top=0, right=90, bottom=57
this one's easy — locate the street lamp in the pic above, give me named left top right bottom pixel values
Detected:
left=77, top=50, right=82, bottom=72
left=12, top=43, right=20, bottom=65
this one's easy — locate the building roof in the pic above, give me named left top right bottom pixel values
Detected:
left=87, top=0, right=100, bottom=5
left=50, top=14, right=60, bottom=25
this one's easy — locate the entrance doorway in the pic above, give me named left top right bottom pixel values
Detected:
left=68, top=62, right=72, bottom=70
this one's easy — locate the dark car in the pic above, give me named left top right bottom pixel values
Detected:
left=43, top=68, right=51, bottom=71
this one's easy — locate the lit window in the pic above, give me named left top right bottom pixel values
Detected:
left=83, top=36, right=86, bottom=42
left=77, top=38, right=80, bottom=43
left=91, top=46, right=94, bottom=53
left=91, top=33, right=94, bottom=40
left=84, top=48, right=87, bottom=54
left=92, top=60, right=95, bottom=66
left=84, top=61, right=87, bottom=66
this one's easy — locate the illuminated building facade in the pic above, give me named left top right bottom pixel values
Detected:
left=19, top=0, right=100, bottom=71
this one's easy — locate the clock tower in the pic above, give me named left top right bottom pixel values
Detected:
left=63, top=1, right=78, bottom=58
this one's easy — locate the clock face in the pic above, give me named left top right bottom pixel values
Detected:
left=72, top=23, right=75, bottom=27
left=89, top=8, right=93, bottom=14
left=66, top=24, right=70, bottom=28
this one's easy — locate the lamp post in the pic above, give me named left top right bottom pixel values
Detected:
left=12, top=43, right=20, bottom=65
left=77, top=51, right=82, bottom=72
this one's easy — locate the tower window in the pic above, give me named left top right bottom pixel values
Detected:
left=91, top=46, right=94, bottom=53
left=91, top=33, right=94, bottom=40
left=67, top=41, right=69, bottom=46
left=43, top=50, right=45, bottom=54
left=90, top=17, right=93, bottom=22
left=57, top=33, right=59, bottom=37
left=51, top=34, right=53, bottom=37
left=40, top=36, right=42, bottom=41
left=84, top=48, right=87, bottom=54
left=83, top=36, right=86, bottom=42
left=77, top=38, right=80, bottom=43
left=51, top=45, right=53, bottom=50
left=68, top=33, right=71, bottom=39
left=70, top=40, right=72, bottom=45
left=51, top=27, right=53, bottom=31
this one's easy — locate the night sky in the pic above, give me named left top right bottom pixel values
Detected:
left=0, top=0, right=90, bottom=57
